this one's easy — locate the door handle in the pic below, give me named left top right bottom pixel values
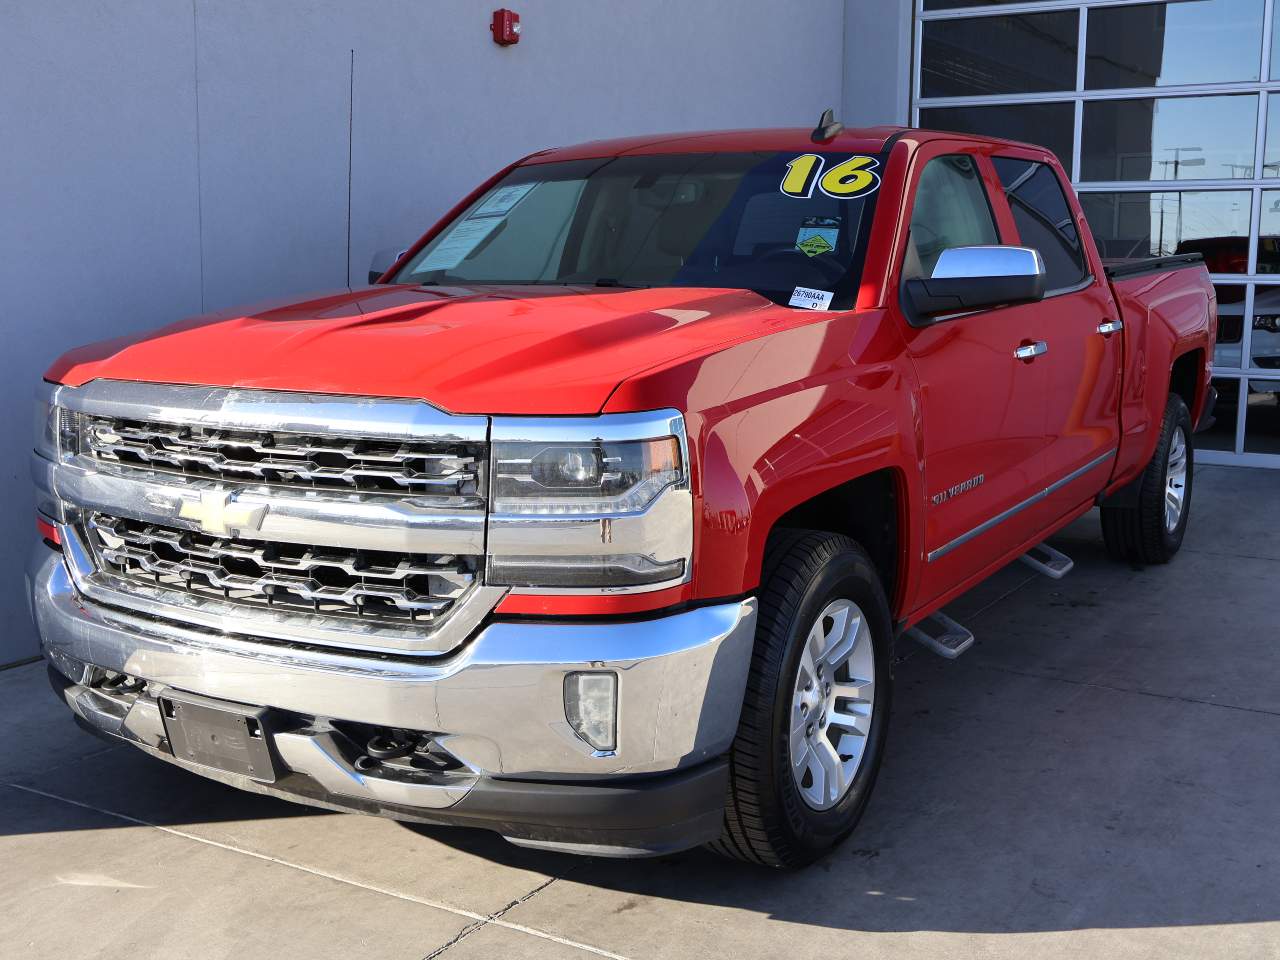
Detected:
left=1097, top=319, right=1124, bottom=335
left=1014, top=341, right=1048, bottom=360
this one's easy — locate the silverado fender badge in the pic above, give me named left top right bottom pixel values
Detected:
left=179, top=488, right=269, bottom=536
left=930, top=474, right=985, bottom=507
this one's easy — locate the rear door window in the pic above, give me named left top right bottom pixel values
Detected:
left=993, top=157, right=1090, bottom=293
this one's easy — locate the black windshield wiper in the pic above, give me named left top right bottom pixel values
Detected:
left=593, top=278, right=650, bottom=288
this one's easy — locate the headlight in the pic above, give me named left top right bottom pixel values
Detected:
left=492, top=436, right=682, bottom=515
left=34, top=381, right=72, bottom=461
left=487, top=411, right=693, bottom=592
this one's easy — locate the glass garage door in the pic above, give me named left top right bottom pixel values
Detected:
left=913, top=0, right=1280, bottom=465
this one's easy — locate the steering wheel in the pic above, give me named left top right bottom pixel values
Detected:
left=754, top=247, right=847, bottom=285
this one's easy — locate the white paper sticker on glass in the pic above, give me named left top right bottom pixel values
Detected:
left=789, top=286, right=834, bottom=310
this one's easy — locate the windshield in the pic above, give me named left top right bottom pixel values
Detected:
left=391, top=151, right=887, bottom=309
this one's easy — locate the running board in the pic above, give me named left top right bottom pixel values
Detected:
left=904, top=611, right=975, bottom=660
left=1019, top=542, right=1074, bottom=580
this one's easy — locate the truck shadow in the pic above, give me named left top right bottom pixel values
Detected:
left=6, top=475, right=1278, bottom=936
left=407, top=633, right=1280, bottom=935
left=406, top=508, right=1280, bottom=935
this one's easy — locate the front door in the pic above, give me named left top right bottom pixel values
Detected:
left=898, top=148, right=1055, bottom=609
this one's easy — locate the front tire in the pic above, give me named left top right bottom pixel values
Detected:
left=1101, top=393, right=1194, bottom=565
left=709, top=530, right=893, bottom=868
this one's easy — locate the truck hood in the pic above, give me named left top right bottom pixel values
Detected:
left=47, top=284, right=782, bottom=414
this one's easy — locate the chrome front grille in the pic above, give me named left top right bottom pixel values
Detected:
left=48, top=381, right=500, bottom=654
left=77, top=414, right=482, bottom=496
left=86, top=513, right=478, bottom=625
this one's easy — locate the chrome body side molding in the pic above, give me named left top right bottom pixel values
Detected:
left=928, top=449, right=1116, bottom=563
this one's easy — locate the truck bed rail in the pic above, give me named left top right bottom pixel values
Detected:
left=1103, top=253, right=1205, bottom=281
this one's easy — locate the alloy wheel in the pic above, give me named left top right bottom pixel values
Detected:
left=1165, top=425, right=1189, bottom=533
left=788, top=598, right=876, bottom=811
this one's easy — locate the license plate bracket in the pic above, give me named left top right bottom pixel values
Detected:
left=160, top=690, right=277, bottom=783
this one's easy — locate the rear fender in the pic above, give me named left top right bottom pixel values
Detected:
left=1108, top=270, right=1213, bottom=488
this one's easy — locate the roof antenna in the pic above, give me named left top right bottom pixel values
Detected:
left=811, top=108, right=844, bottom=144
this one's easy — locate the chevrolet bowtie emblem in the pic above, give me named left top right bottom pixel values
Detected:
left=179, top=489, right=269, bottom=536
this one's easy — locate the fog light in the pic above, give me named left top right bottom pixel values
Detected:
left=564, top=672, right=617, bottom=753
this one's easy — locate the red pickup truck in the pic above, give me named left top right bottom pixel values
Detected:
left=31, top=121, right=1214, bottom=868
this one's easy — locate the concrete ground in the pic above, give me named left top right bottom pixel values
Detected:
left=2, top=463, right=1277, bottom=960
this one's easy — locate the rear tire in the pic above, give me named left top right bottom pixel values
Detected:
left=708, top=530, right=893, bottom=869
left=1101, top=393, right=1194, bottom=564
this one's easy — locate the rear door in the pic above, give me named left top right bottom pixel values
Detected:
left=897, top=145, right=1055, bottom=607
left=990, top=154, right=1122, bottom=516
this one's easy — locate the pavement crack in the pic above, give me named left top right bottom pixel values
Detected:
left=422, top=919, right=487, bottom=959
left=422, top=876, right=563, bottom=959
left=0, top=780, right=629, bottom=960
left=978, top=664, right=1280, bottom=718
left=1182, top=546, right=1280, bottom=563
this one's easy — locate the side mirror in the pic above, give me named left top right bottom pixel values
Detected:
left=904, top=246, right=1046, bottom=323
left=368, top=246, right=409, bottom=285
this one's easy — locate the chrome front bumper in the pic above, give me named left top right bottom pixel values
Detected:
left=29, top=549, right=755, bottom=781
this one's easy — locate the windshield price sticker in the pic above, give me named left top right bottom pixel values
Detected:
left=780, top=154, right=880, bottom=200
left=416, top=217, right=503, bottom=271
left=470, top=182, right=536, bottom=219
left=417, top=182, right=538, bottom=271
left=789, top=286, right=834, bottom=311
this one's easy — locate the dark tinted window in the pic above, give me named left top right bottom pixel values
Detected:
left=1085, top=0, right=1264, bottom=89
left=904, top=155, right=999, bottom=280
left=920, top=102, right=1075, bottom=177
left=1251, top=286, right=1280, bottom=369
left=921, top=12, right=1078, bottom=97
left=1080, top=190, right=1251, bottom=264
left=1258, top=192, right=1280, bottom=274
left=1213, top=284, right=1246, bottom=367
left=924, top=0, right=1029, bottom=7
left=994, top=158, right=1089, bottom=293
left=1245, top=379, right=1280, bottom=451
left=1198, top=377, right=1239, bottom=451
left=1081, top=95, right=1257, bottom=182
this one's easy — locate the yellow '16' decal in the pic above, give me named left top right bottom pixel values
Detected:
left=779, top=154, right=880, bottom=200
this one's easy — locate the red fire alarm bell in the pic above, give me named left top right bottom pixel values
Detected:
left=491, top=9, right=520, bottom=45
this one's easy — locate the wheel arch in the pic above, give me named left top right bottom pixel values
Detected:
left=1169, top=347, right=1205, bottom=419
left=763, top=468, right=909, bottom=618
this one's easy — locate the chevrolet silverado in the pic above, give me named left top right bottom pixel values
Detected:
left=30, top=120, right=1215, bottom=867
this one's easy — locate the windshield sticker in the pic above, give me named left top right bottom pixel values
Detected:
left=779, top=154, right=880, bottom=200
left=789, top=286, right=834, bottom=311
left=469, top=182, right=536, bottom=219
left=795, top=216, right=839, bottom=257
left=416, top=217, right=503, bottom=271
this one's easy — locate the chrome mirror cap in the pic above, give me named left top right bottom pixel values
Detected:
left=931, top=245, right=1045, bottom=280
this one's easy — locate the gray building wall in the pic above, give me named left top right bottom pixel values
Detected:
left=0, top=0, right=911, bottom=665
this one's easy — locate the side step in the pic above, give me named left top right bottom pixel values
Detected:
left=904, top=611, right=975, bottom=660
left=1019, top=542, right=1074, bottom=580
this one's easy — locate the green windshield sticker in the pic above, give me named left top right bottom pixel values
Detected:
left=796, top=217, right=839, bottom=257
left=796, top=234, right=833, bottom=257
